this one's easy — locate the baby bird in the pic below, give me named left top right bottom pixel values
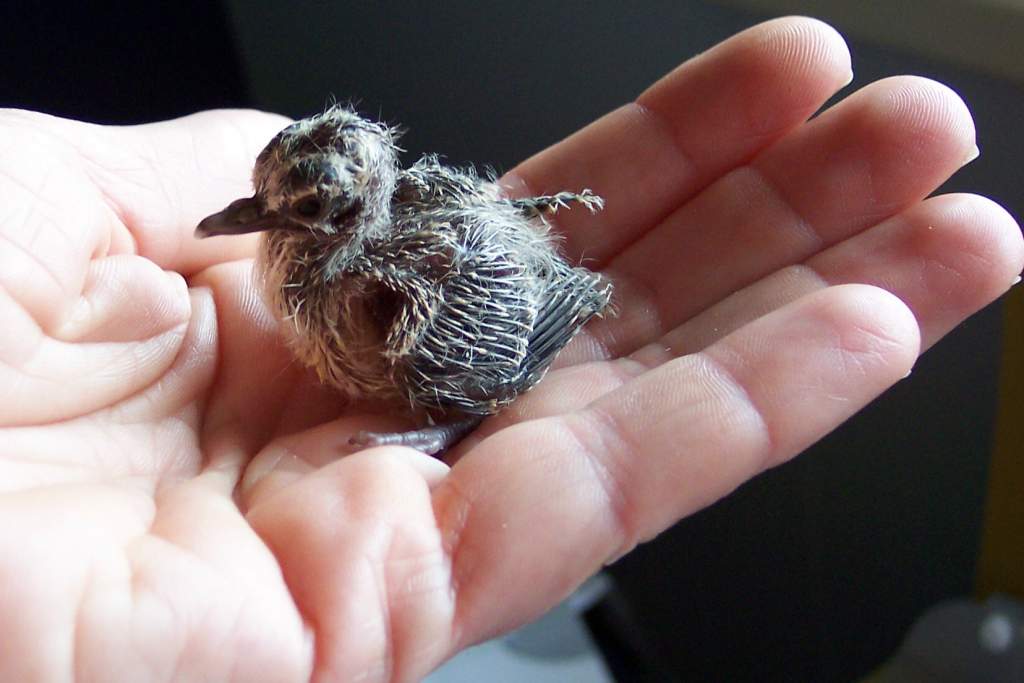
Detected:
left=196, top=106, right=611, bottom=454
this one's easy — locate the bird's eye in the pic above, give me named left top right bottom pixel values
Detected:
left=293, top=197, right=322, bottom=218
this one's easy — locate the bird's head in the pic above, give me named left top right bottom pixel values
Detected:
left=196, top=106, right=401, bottom=242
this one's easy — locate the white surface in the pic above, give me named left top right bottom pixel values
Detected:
left=425, top=637, right=613, bottom=683
left=427, top=578, right=615, bottom=683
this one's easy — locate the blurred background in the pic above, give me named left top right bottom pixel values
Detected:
left=3, top=1, right=1021, bottom=680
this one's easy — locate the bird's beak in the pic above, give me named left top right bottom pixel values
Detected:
left=195, top=196, right=277, bottom=238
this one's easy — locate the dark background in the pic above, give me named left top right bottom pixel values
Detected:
left=4, top=2, right=1020, bottom=680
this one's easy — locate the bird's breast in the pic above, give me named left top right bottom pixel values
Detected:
left=256, top=233, right=401, bottom=400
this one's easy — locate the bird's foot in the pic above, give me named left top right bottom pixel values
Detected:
left=350, top=417, right=483, bottom=456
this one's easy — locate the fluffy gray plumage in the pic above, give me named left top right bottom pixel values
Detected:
left=196, top=105, right=611, bottom=452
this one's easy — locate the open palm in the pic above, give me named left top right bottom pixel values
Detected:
left=1, top=18, right=1020, bottom=682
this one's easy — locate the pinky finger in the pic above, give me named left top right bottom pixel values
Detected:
left=434, top=284, right=920, bottom=647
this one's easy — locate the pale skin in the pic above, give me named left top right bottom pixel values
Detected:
left=0, top=16, right=1021, bottom=682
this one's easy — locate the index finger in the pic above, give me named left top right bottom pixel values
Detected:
left=504, top=16, right=853, bottom=265
left=434, top=284, right=919, bottom=646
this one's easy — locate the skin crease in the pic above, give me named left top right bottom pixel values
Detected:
left=0, top=15, right=1021, bottom=683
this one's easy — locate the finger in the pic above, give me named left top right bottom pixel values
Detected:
left=188, top=260, right=311, bottom=464
left=1, top=108, right=288, bottom=276
left=458, top=192, right=1022, bottom=453
left=53, top=255, right=189, bottom=343
left=592, top=76, right=977, bottom=356
left=0, top=254, right=192, bottom=426
left=435, top=285, right=919, bottom=644
left=115, top=110, right=289, bottom=273
left=245, top=449, right=456, bottom=682
left=114, top=473, right=313, bottom=682
left=631, top=193, right=1024, bottom=362
left=239, top=419, right=450, bottom=506
left=0, top=286, right=219, bottom=491
left=504, top=16, right=852, bottom=263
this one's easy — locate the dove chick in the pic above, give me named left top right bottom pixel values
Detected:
left=197, top=106, right=611, bottom=454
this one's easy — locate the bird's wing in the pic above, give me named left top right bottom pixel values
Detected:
left=350, top=230, right=452, bottom=361
left=381, top=223, right=609, bottom=414
left=394, top=155, right=499, bottom=209
left=378, top=163, right=611, bottom=414
left=518, top=259, right=611, bottom=390
left=508, top=190, right=604, bottom=219
left=394, top=220, right=537, bottom=414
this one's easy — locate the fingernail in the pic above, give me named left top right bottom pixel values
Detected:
left=962, top=144, right=980, bottom=166
left=496, top=171, right=530, bottom=199
left=841, top=70, right=854, bottom=87
left=1011, top=275, right=1022, bottom=287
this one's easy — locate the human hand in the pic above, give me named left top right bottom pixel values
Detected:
left=0, top=16, right=1020, bottom=682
